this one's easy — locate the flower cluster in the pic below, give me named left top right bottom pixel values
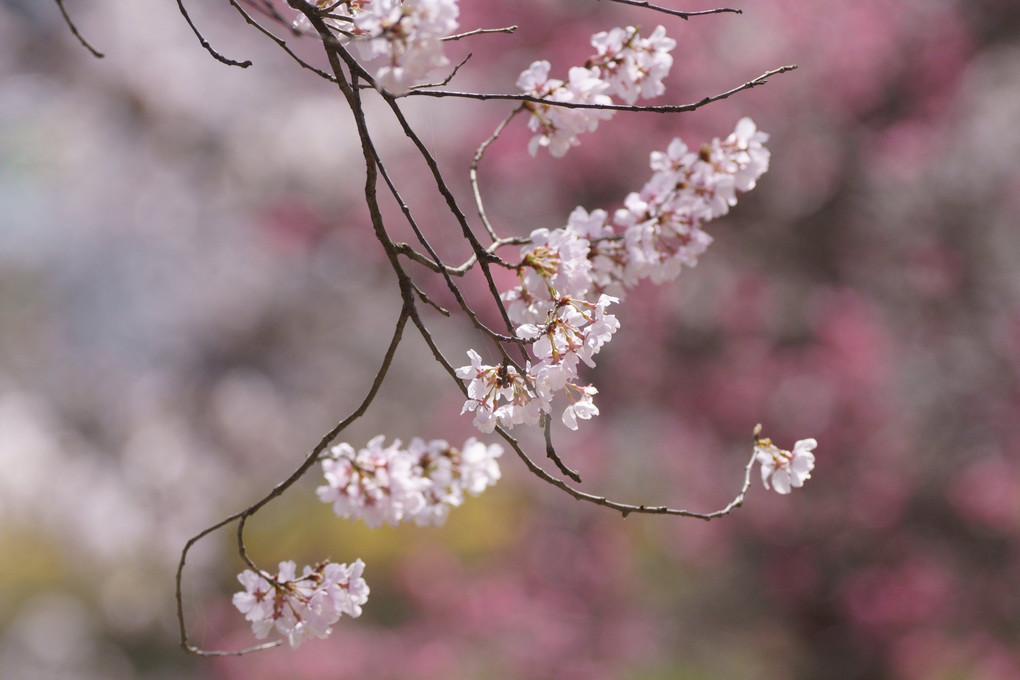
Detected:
left=755, top=437, right=817, bottom=494
left=456, top=119, right=769, bottom=433
left=587, top=25, right=676, bottom=104
left=608, top=117, right=771, bottom=288
left=316, top=435, right=503, bottom=527
left=517, top=61, right=615, bottom=158
left=295, top=0, right=459, bottom=93
left=232, top=559, right=369, bottom=648
left=457, top=292, right=619, bottom=432
left=519, top=25, right=675, bottom=157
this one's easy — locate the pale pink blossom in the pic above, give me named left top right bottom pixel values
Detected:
left=301, top=0, right=460, bottom=93
left=518, top=62, right=614, bottom=157
left=588, top=25, right=676, bottom=104
left=233, top=559, right=369, bottom=648
left=316, top=436, right=429, bottom=528
left=756, top=437, right=817, bottom=494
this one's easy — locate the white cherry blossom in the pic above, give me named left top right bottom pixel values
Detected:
left=316, top=435, right=429, bottom=528
left=233, top=559, right=369, bottom=648
left=588, top=25, right=676, bottom=104
left=518, top=62, right=614, bottom=157
left=296, top=0, right=460, bottom=93
left=755, top=437, right=817, bottom=494
left=317, top=434, right=504, bottom=525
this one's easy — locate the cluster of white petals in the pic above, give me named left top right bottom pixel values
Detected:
left=316, top=435, right=503, bottom=526
left=518, top=25, right=675, bottom=157
left=602, top=117, right=771, bottom=291
left=457, top=120, right=768, bottom=434
left=517, top=61, right=614, bottom=157
left=501, top=225, right=594, bottom=325
left=755, top=437, right=817, bottom=494
left=296, top=0, right=459, bottom=93
left=588, top=25, right=676, bottom=104
left=456, top=351, right=543, bottom=432
left=233, top=559, right=369, bottom=648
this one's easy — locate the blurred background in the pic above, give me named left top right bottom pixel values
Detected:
left=2, top=0, right=1020, bottom=678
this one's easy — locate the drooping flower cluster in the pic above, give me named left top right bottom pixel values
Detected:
left=456, top=119, right=769, bottom=433
left=519, top=25, right=675, bottom=157
left=295, top=0, right=459, bottom=93
left=316, top=435, right=503, bottom=527
left=754, top=437, right=817, bottom=494
left=232, top=559, right=369, bottom=648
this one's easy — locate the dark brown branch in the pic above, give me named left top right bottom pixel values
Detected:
left=395, top=237, right=526, bottom=277
left=602, top=0, right=741, bottom=20
left=364, top=128, right=523, bottom=347
left=375, top=93, right=530, bottom=367
left=229, top=0, right=337, bottom=82
left=544, top=415, right=582, bottom=482
left=54, top=0, right=104, bottom=58
left=405, top=65, right=798, bottom=110
left=177, top=0, right=253, bottom=68
left=410, top=53, right=473, bottom=90
left=411, top=281, right=451, bottom=317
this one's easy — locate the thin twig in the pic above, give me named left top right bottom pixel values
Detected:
left=603, top=0, right=741, bottom=20
left=544, top=415, right=582, bottom=482
left=471, top=107, right=523, bottom=242
left=229, top=0, right=337, bottom=82
left=177, top=0, right=253, bottom=68
left=241, top=0, right=294, bottom=30
left=395, top=237, right=526, bottom=277
left=411, top=53, right=473, bottom=90
left=507, top=427, right=759, bottom=520
left=407, top=65, right=798, bottom=111
left=54, top=0, right=104, bottom=58
left=442, top=25, right=518, bottom=41
left=411, top=280, right=451, bottom=317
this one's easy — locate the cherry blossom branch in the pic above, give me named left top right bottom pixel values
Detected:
left=505, top=425, right=760, bottom=520
left=602, top=0, right=742, bottom=21
left=405, top=65, right=798, bottom=110
left=239, top=0, right=295, bottom=27
left=410, top=280, right=452, bottom=317
left=54, top=0, right=105, bottom=58
left=378, top=92, right=523, bottom=346
left=176, top=302, right=413, bottom=656
left=409, top=304, right=757, bottom=519
left=294, top=1, right=531, bottom=379
left=153, top=0, right=816, bottom=655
